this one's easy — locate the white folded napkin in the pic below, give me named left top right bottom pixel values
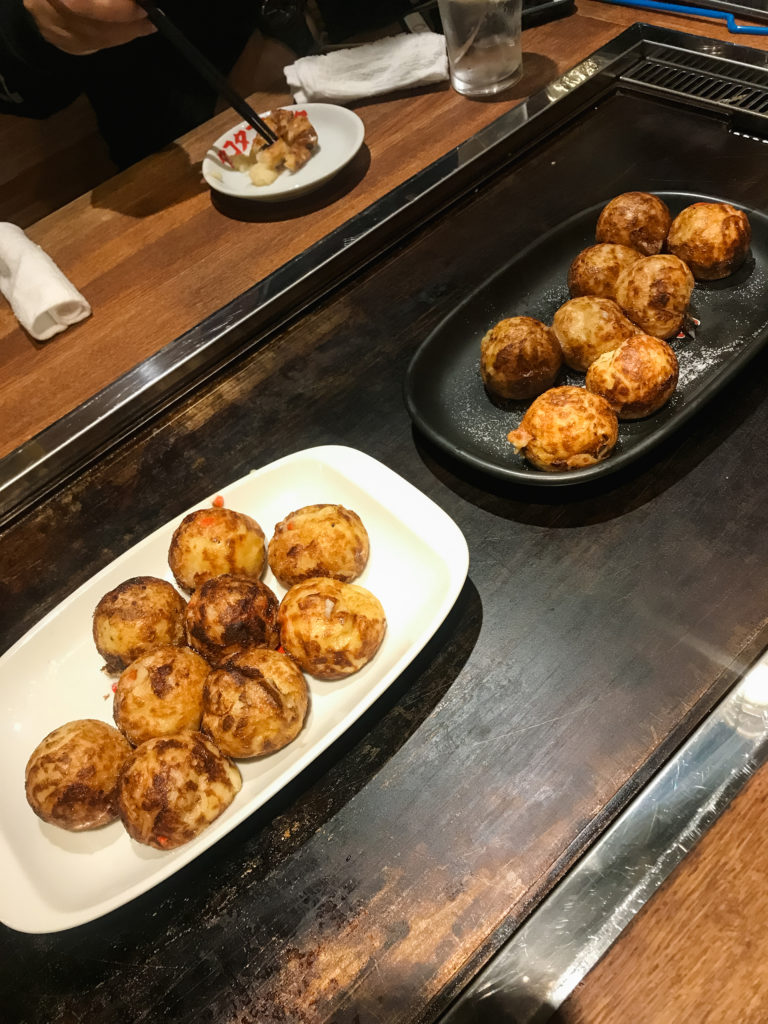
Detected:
left=0, top=223, right=91, bottom=341
left=284, top=32, right=448, bottom=104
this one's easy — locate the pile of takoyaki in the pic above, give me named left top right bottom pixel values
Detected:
left=477, top=193, right=752, bottom=471
left=25, top=500, right=385, bottom=851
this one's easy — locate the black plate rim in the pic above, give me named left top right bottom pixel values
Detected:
left=404, top=190, right=768, bottom=487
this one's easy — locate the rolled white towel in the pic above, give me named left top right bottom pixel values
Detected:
left=284, top=32, right=448, bottom=104
left=0, top=223, right=91, bottom=341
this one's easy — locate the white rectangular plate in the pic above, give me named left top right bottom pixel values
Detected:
left=0, top=446, right=469, bottom=933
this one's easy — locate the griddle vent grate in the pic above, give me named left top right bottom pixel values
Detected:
left=621, top=47, right=768, bottom=118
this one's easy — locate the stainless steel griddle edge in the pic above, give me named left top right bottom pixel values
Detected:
left=439, top=638, right=768, bottom=1024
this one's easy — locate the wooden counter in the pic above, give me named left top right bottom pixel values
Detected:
left=2, top=7, right=768, bottom=1024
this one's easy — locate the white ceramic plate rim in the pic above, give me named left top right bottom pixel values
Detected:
left=0, top=446, right=468, bottom=933
left=202, top=103, right=365, bottom=200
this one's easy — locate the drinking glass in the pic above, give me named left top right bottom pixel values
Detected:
left=437, top=0, right=523, bottom=98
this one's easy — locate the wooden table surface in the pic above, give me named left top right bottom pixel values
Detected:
left=3, top=0, right=766, bottom=460
left=2, top=6, right=768, bottom=1024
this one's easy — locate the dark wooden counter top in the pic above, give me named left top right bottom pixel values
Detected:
left=2, top=8, right=768, bottom=1024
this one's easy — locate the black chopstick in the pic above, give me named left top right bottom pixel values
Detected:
left=135, top=0, right=279, bottom=146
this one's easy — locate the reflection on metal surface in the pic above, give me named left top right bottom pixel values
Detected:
left=441, top=642, right=768, bottom=1024
left=545, top=58, right=605, bottom=100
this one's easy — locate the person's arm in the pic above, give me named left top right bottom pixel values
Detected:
left=0, top=0, right=154, bottom=117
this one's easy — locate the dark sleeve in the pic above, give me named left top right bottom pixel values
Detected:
left=85, top=0, right=264, bottom=168
left=0, top=0, right=86, bottom=117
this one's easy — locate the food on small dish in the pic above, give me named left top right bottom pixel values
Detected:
left=480, top=316, right=562, bottom=400
left=185, top=574, right=280, bottom=666
left=25, top=719, right=131, bottom=831
left=279, top=577, right=386, bottom=680
left=117, top=732, right=242, bottom=850
left=567, top=243, right=643, bottom=300
left=551, top=297, right=637, bottom=372
left=113, top=645, right=211, bottom=746
left=586, top=334, right=679, bottom=419
left=615, top=254, right=695, bottom=339
left=666, top=202, right=751, bottom=280
left=202, top=648, right=309, bottom=758
left=93, top=576, right=186, bottom=675
left=231, top=109, right=318, bottom=186
left=268, top=504, right=369, bottom=588
left=168, top=506, right=266, bottom=592
left=507, top=385, right=619, bottom=471
left=596, top=191, right=671, bottom=256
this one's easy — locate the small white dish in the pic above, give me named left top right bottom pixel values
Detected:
left=0, top=445, right=468, bottom=933
left=202, top=103, right=365, bottom=201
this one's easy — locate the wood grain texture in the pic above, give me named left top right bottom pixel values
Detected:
left=1, top=82, right=768, bottom=1023
left=1, top=2, right=743, bottom=458
left=560, top=760, right=768, bottom=1024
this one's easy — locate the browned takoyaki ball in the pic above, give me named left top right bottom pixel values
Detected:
left=168, top=507, right=266, bottom=592
left=268, top=504, right=370, bottom=589
left=25, top=719, right=132, bottom=830
left=185, top=574, right=280, bottom=667
left=586, top=334, right=679, bottom=419
left=279, top=577, right=386, bottom=680
left=552, top=297, right=637, bottom=372
left=480, top=316, right=562, bottom=400
left=666, top=202, right=751, bottom=280
left=596, top=192, right=671, bottom=256
left=202, top=648, right=309, bottom=758
left=117, top=732, right=242, bottom=850
left=567, top=244, right=642, bottom=300
left=507, top=385, right=619, bottom=471
left=615, top=254, right=694, bottom=339
left=93, top=576, right=187, bottom=675
left=113, top=645, right=211, bottom=746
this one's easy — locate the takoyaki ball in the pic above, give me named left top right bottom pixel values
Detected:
left=202, top=648, right=309, bottom=758
left=113, top=645, right=211, bottom=746
left=279, top=577, right=386, bottom=680
left=666, top=202, right=751, bottom=280
left=168, top=507, right=266, bottom=592
left=551, top=297, right=637, bottom=372
left=586, top=334, right=679, bottom=420
left=93, top=576, right=187, bottom=675
left=596, top=192, right=671, bottom=256
left=268, top=504, right=369, bottom=589
left=507, top=386, right=619, bottom=471
left=480, top=316, right=562, bottom=401
left=25, top=719, right=131, bottom=830
left=117, top=732, right=241, bottom=850
left=615, top=254, right=694, bottom=339
left=567, top=244, right=642, bottom=300
left=185, top=574, right=280, bottom=667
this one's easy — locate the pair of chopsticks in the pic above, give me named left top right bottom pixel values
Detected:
left=135, top=0, right=279, bottom=145
left=599, top=0, right=768, bottom=33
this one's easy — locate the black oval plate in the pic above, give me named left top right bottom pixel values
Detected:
left=404, top=192, right=768, bottom=486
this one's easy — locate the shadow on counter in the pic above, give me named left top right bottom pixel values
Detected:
left=463, top=52, right=559, bottom=102
left=411, top=341, right=768, bottom=528
left=90, top=142, right=208, bottom=219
